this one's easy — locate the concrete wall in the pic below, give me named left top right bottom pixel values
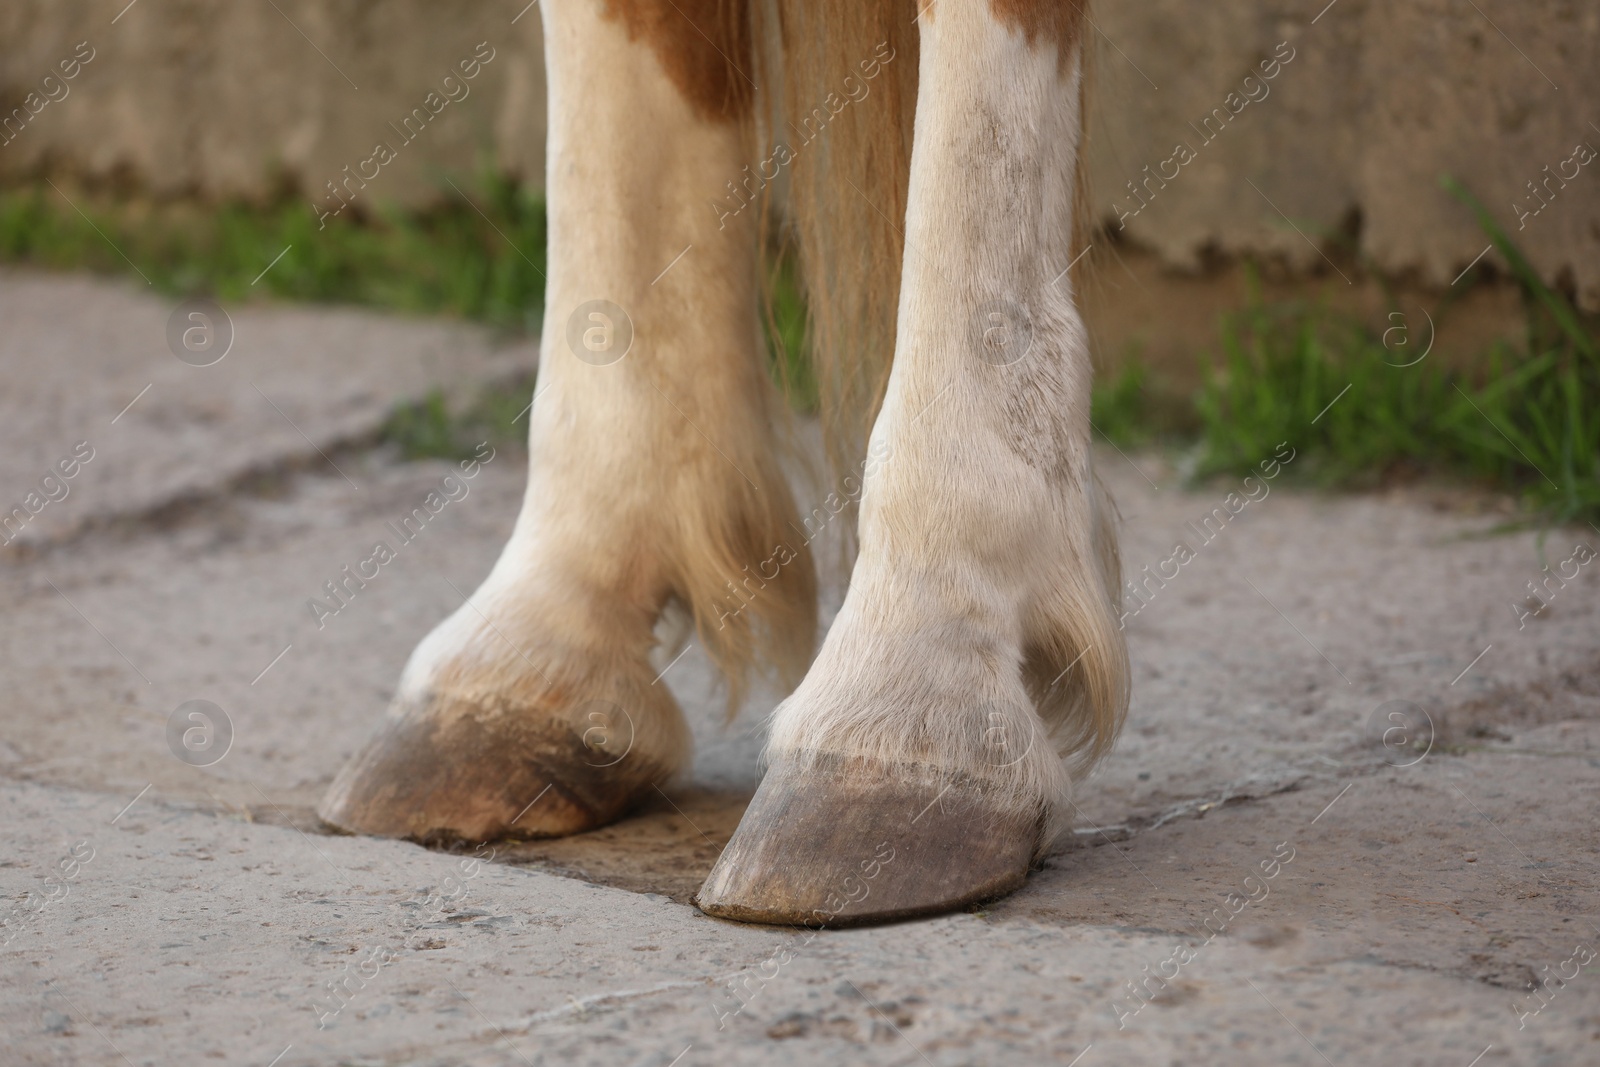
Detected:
left=1086, top=0, right=1600, bottom=309
left=3, top=1, right=1597, bottom=308
left=0, top=1, right=548, bottom=213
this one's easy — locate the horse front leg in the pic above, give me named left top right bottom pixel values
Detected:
left=320, top=0, right=815, bottom=843
left=698, top=1, right=1129, bottom=924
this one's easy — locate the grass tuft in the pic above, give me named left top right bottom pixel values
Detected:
left=0, top=171, right=548, bottom=331
left=5, top=174, right=1595, bottom=523
left=378, top=374, right=538, bottom=461
left=1163, top=183, right=1600, bottom=524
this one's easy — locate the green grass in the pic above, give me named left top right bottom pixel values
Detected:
left=379, top=372, right=539, bottom=461
left=4, top=175, right=1595, bottom=521
left=1095, top=183, right=1600, bottom=526
left=0, top=172, right=548, bottom=331
left=0, top=175, right=816, bottom=452
left=1089, top=356, right=1203, bottom=446
left=763, top=246, right=818, bottom=413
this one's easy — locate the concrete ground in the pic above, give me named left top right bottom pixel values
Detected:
left=2, top=271, right=1597, bottom=1066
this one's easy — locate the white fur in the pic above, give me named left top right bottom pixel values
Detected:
left=387, top=3, right=812, bottom=780
left=377, top=3, right=1127, bottom=842
left=765, top=6, right=1128, bottom=840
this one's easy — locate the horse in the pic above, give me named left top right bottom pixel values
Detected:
left=318, top=0, right=1130, bottom=926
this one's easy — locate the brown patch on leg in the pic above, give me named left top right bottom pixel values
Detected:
left=989, top=0, right=1086, bottom=56
left=601, top=0, right=753, bottom=122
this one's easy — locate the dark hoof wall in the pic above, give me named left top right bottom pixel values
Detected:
left=318, top=693, right=655, bottom=843
left=695, top=755, right=1039, bottom=926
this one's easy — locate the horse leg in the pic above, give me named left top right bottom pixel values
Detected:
left=698, top=1, right=1128, bottom=923
left=319, top=0, right=813, bottom=843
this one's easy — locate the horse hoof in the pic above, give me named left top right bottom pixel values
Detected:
left=318, top=691, right=663, bottom=843
left=694, top=755, right=1040, bottom=926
